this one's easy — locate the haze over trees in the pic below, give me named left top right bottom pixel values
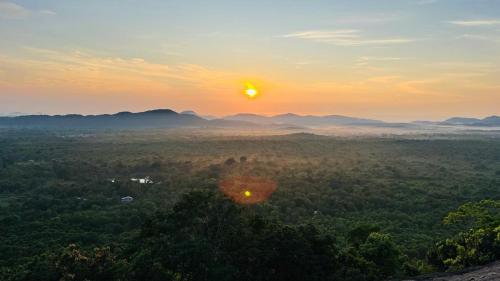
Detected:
left=1, top=128, right=500, bottom=280
left=1, top=109, right=499, bottom=130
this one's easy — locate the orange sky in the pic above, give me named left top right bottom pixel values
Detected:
left=1, top=1, right=499, bottom=121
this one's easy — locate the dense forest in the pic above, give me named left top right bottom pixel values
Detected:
left=1, top=129, right=500, bottom=280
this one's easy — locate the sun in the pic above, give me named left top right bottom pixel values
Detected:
left=244, top=190, right=252, bottom=197
left=246, top=88, right=258, bottom=98
left=244, top=83, right=259, bottom=99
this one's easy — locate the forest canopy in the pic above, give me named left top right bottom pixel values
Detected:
left=1, top=129, right=500, bottom=280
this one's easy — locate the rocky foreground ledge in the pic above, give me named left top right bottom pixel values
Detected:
left=404, top=262, right=500, bottom=281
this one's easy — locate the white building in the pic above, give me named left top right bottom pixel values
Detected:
left=121, top=196, right=134, bottom=203
left=130, top=176, right=153, bottom=184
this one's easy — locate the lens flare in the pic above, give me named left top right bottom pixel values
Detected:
left=219, top=176, right=277, bottom=205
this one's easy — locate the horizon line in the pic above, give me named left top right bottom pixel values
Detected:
left=1, top=108, right=499, bottom=123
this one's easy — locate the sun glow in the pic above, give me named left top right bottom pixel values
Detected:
left=244, top=83, right=259, bottom=99
left=219, top=176, right=278, bottom=205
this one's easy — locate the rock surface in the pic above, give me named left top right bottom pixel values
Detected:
left=405, top=262, right=500, bottom=281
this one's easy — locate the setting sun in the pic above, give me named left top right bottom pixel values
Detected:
left=3, top=1, right=500, bottom=279
left=244, top=83, right=259, bottom=99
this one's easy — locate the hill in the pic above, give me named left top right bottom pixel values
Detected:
left=0, top=109, right=207, bottom=129
left=3, top=109, right=499, bottom=130
left=223, top=113, right=385, bottom=127
left=0, top=110, right=389, bottom=130
left=442, top=116, right=500, bottom=126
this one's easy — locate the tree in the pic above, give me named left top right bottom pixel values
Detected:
left=443, top=200, right=500, bottom=229
left=224, top=158, right=237, bottom=166
left=133, top=191, right=342, bottom=281
left=359, top=232, right=401, bottom=278
left=50, top=244, right=126, bottom=281
left=428, top=200, right=500, bottom=271
left=348, top=224, right=381, bottom=247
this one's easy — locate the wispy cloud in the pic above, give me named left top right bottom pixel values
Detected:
left=282, top=30, right=415, bottom=46
left=283, top=30, right=358, bottom=40
left=334, top=13, right=401, bottom=25
left=0, top=2, right=55, bottom=19
left=416, top=0, right=438, bottom=5
left=358, top=56, right=403, bottom=62
left=355, top=56, right=405, bottom=69
left=0, top=1, right=30, bottom=19
left=428, top=61, right=497, bottom=69
left=448, top=20, right=500, bottom=26
left=0, top=47, right=237, bottom=94
left=457, top=34, right=500, bottom=43
left=39, top=9, right=56, bottom=16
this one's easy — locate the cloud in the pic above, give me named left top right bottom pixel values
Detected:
left=334, top=13, right=401, bottom=25
left=283, top=30, right=359, bottom=40
left=39, top=9, right=56, bottom=16
left=457, top=34, right=500, bottom=43
left=426, top=61, right=497, bottom=72
left=0, top=1, right=30, bottom=19
left=355, top=56, right=405, bottom=69
left=416, top=0, right=438, bottom=5
left=358, top=56, right=403, bottom=62
left=0, top=2, right=56, bottom=19
left=448, top=20, right=500, bottom=26
left=0, top=47, right=238, bottom=94
left=282, top=30, right=415, bottom=46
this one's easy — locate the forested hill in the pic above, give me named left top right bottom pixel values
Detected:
left=442, top=116, right=500, bottom=126
left=1, top=131, right=500, bottom=280
left=0, top=110, right=388, bottom=129
left=2, top=109, right=499, bottom=130
left=222, top=113, right=386, bottom=126
left=0, top=109, right=212, bottom=129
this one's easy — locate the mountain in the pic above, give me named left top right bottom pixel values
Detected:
left=180, top=110, right=218, bottom=120
left=223, top=113, right=385, bottom=127
left=0, top=109, right=267, bottom=129
left=0, top=112, right=38, bottom=117
left=4, top=109, right=497, bottom=130
left=0, top=110, right=386, bottom=130
left=0, top=109, right=207, bottom=129
left=223, top=113, right=276, bottom=124
left=482, top=116, right=500, bottom=126
left=442, top=116, right=500, bottom=126
left=272, top=113, right=384, bottom=126
left=443, top=117, right=482, bottom=125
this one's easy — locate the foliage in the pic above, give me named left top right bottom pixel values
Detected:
left=1, top=129, right=500, bottom=280
left=132, top=191, right=345, bottom=281
left=443, top=200, right=500, bottom=228
left=428, top=200, right=500, bottom=271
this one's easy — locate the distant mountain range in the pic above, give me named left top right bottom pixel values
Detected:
left=441, top=116, right=500, bottom=126
left=181, top=110, right=217, bottom=120
left=0, top=112, right=44, bottom=117
left=222, top=113, right=385, bottom=126
left=0, top=109, right=499, bottom=129
left=0, top=109, right=202, bottom=129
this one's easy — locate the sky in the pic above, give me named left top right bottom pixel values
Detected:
left=0, top=0, right=499, bottom=121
